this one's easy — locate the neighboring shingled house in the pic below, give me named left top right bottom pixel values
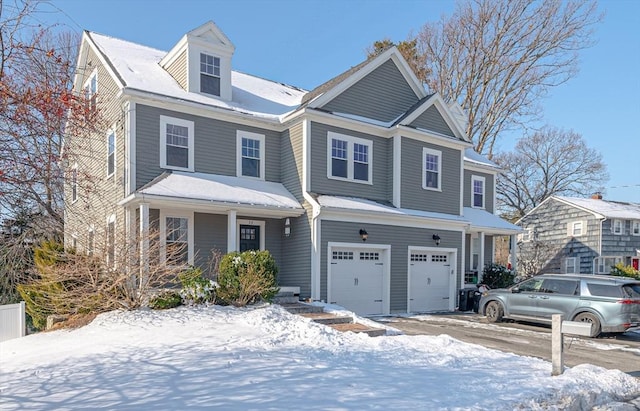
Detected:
left=517, top=194, right=640, bottom=275
left=64, top=21, right=520, bottom=315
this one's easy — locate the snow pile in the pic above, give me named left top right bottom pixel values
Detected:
left=1, top=305, right=638, bottom=410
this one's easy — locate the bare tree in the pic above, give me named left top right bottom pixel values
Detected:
left=494, top=126, right=608, bottom=220
left=517, top=239, right=559, bottom=279
left=369, top=0, right=601, bottom=158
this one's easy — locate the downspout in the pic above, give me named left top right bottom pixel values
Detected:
left=302, top=119, right=322, bottom=301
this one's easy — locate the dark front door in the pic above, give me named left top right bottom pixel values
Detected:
left=239, top=225, right=260, bottom=251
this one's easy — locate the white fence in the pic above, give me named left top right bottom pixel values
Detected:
left=0, top=301, right=26, bottom=342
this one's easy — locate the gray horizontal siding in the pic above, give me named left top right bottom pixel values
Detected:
left=135, top=104, right=281, bottom=189
left=400, top=137, right=461, bottom=214
left=277, top=207, right=312, bottom=297
left=322, top=59, right=419, bottom=123
left=320, top=220, right=463, bottom=313
left=194, top=213, right=228, bottom=274
left=165, top=49, right=187, bottom=90
left=280, top=122, right=304, bottom=201
left=310, top=122, right=390, bottom=201
left=463, top=170, right=495, bottom=212
left=410, top=105, right=455, bottom=138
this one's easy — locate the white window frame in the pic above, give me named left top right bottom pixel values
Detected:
left=199, top=52, right=221, bottom=96
left=107, top=129, right=115, bottom=178
left=83, top=68, right=98, bottom=112
left=471, top=175, right=485, bottom=209
left=159, top=210, right=194, bottom=266
left=518, top=228, right=533, bottom=243
left=236, top=131, right=265, bottom=180
left=422, top=147, right=442, bottom=191
left=632, top=221, right=640, bottom=236
left=564, top=257, right=577, bottom=274
left=160, top=115, right=195, bottom=172
left=568, top=220, right=586, bottom=237
left=236, top=219, right=266, bottom=251
left=71, top=162, right=78, bottom=204
left=326, top=131, right=373, bottom=185
left=106, top=214, right=116, bottom=268
left=612, top=219, right=624, bottom=235
left=593, top=256, right=623, bottom=274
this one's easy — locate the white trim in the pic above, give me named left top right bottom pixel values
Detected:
left=422, top=147, right=442, bottom=191
left=125, top=101, right=136, bottom=195
left=399, top=94, right=468, bottom=142
left=326, top=131, right=373, bottom=185
left=319, top=210, right=467, bottom=232
left=567, top=220, right=586, bottom=237
left=227, top=210, right=237, bottom=253
left=459, top=150, right=465, bottom=215
left=564, top=257, right=577, bottom=274
left=106, top=128, right=116, bottom=178
left=471, top=175, right=486, bottom=209
left=392, top=134, right=402, bottom=208
left=159, top=209, right=194, bottom=266
left=81, top=34, right=125, bottom=90
left=632, top=221, right=640, bottom=236
left=236, top=130, right=265, bottom=180
left=407, top=246, right=458, bottom=312
left=236, top=219, right=266, bottom=251
left=612, top=219, right=624, bottom=235
left=106, top=213, right=116, bottom=267
left=327, top=242, right=391, bottom=315
left=71, top=162, right=78, bottom=204
left=159, top=115, right=195, bottom=172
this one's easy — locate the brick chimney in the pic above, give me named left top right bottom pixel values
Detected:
left=591, top=192, right=603, bottom=200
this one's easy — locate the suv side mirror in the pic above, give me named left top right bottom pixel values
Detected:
left=511, top=287, right=520, bottom=293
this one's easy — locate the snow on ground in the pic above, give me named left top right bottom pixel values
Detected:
left=1, top=304, right=639, bottom=410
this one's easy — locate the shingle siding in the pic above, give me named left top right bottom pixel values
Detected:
left=322, top=60, right=420, bottom=123
left=400, top=137, right=461, bottom=214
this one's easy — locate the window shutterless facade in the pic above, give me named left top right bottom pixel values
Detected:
left=564, top=257, right=577, bottom=274
left=237, top=131, right=265, bottom=179
left=422, top=148, right=442, bottom=190
left=471, top=175, right=485, bottom=208
left=160, top=115, right=194, bottom=172
left=568, top=220, right=586, bottom=237
left=326, top=132, right=372, bottom=184
left=200, top=53, right=221, bottom=96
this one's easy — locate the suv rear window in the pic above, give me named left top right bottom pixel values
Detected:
left=622, top=284, right=640, bottom=298
left=587, top=283, right=623, bottom=298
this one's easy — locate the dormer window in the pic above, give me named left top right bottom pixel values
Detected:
left=200, top=53, right=220, bottom=96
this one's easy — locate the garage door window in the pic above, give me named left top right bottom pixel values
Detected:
left=411, top=253, right=428, bottom=262
left=360, top=252, right=379, bottom=260
left=333, top=251, right=354, bottom=260
left=432, top=255, right=447, bottom=262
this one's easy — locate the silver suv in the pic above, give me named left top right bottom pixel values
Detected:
left=478, top=274, right=640, bottom=337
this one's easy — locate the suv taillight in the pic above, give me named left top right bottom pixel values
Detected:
left=618, top=299, right=640, bottom=304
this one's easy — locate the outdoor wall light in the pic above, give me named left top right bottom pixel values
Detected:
left=432, top=234, right=441, bottom=246
left=284, top=218, right=291, bottom=237
left=359, top=229, right=368, bottom=242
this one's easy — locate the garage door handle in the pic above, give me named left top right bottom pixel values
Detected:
left=354, top=278, right=359, bottom=286
left=540, top=296, right=549, bottom=300
left=374, top=299, right=383, bottom=302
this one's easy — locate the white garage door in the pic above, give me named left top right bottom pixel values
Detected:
left=329, top=248, right=384, bottom=315
left=409, top=252, right=452, bottom=312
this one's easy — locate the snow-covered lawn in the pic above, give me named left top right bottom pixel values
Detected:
left=1, top=304, right=638, bottom=410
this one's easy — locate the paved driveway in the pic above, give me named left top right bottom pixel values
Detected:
left=374, top=312, right=640, bottom=377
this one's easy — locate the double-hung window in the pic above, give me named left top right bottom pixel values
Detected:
left=422, top=148, right=442, bottom=190
left=237, top=131, right=265, bottom=179
left=564, top=257, right=577, bottom=274
left=633, top=221, right=640, bottom=236
left=612, top=219, right=624, bottom=235
left=165, top=216, right=189, bottom=265
left=327, top=132, right=372, bottom=184
left=471, top=175, right=485, bottom=208
left=83, top=69, right=97, bottom=114
left=568, top=221, right=586, bottom=237
left=160, top=116, right=194, bottom=171
left=107, top=130, right=115, bottom=177
left=200, top=53, right=221, bottom=96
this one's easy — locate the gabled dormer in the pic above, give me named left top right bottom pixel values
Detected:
left=160, top=21, right=235, bottom=101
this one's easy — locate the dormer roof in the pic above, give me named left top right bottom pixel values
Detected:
left=160, top=21, right=235, bottom=69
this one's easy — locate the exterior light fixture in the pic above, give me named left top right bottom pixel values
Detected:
left=284, top=218, right=291, bottom=237
left=432, top=234, right=441, bottom=246
left=359, top=229, right=368, bottom=242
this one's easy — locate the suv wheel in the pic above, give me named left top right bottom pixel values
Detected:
left=574, top=313, right=601, bottom=337
left=485, top=301, right=504, bottom=323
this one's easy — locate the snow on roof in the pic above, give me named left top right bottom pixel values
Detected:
left=88, top=32, right=307, bottom=120
left=556, top=196, right=640, bottom=219
left=318, top=195, right=468, bottom=223
left=138, top=171, right=302, bottom=210
left=464, top=207, right=521, bottom=233
left=463, top=148, right=498, bottom=169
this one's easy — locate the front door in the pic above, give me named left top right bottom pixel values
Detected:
left=239, top=225, right=260, bottom=251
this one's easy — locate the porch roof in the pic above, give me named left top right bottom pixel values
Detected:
left=120, top=172, right=304, bottom=217
left=463, top=207, right=521, bottom=235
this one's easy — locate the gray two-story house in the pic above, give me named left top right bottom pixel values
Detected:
left=517, top=194, right=640, bottom=275
left=64, top=21, right=520, bottom=315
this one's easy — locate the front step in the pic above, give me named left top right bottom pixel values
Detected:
left=272, top=291, right=300, bottom=305
left=278, top=302, right=324, bottom=314
left=329, top=322, right=387, bottom=337
left=299, top=312, right=353, bottom=325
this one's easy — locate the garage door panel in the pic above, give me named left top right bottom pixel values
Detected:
left=409, top=252, right=451, bottom=313
left=330, top=248, right=385, bottom=315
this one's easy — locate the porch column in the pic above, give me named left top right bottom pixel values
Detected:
left=227, top=210, right=237, bottom=253
left=139, top=203, right=149, bottom=288
left=478, top=232, right=485, bottom=282
left=510, top=234, right=518, bottom=274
